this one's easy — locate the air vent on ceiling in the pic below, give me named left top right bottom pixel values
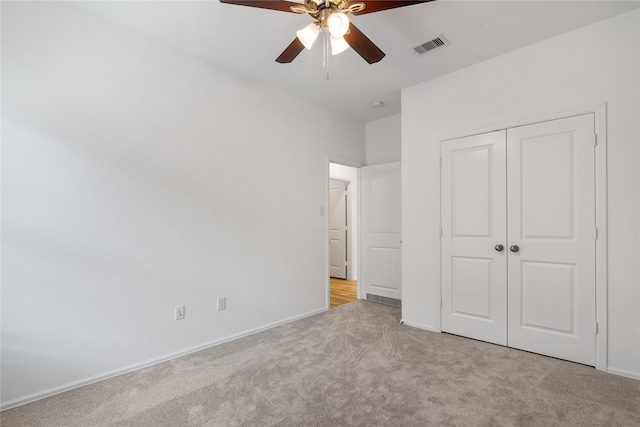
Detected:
left=411, top=35, right=450, bottom=56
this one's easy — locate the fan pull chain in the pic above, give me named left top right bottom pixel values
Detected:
left=327, top=32, right=330, bottom=80
left=322, top=28, right=330, bottom=80
left=322, top=28, right=326, bottom=69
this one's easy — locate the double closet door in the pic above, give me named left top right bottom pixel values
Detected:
left=441, top=114, right=596, bottom=366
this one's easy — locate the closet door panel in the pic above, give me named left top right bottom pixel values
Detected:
left=507, top=114, right=596, bottom=366
left=441, top=131, right=507, bottom=345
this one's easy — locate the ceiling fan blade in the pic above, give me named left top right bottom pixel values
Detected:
left=343, top=23, right=385, bottom=64
left=219, top=0, right=300, bottom=13
left=276, top=37, right=305, bottom=63
left=350, top=0, right=434, bottom=15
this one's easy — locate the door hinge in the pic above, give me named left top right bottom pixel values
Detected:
left=439, top=227, right=443, bottom=238
left=594, top=134, right=598, bottom=146
left=440, top=297, right=443, bottom=308
left=594, top=227, right=599, bottom=240
left=440, top=158, right=443, bottom=168
left=595, top=321, right=599, bottom=334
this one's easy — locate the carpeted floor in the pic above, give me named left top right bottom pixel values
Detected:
left=2, top=300, right=639, bottom=426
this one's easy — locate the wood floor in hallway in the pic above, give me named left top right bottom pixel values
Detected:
left=330, top=278, right=357, bottom=308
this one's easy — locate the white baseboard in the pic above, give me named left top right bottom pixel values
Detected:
left=0, top=307, right=327, bottom=411
left=401, top=319, right=439, bottom=333
left=607, top=366, right=640, bottom=381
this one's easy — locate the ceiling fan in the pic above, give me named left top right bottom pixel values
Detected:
left=219, top=0, right=433, bottom=64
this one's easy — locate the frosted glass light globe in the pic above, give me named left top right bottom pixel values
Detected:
left=296, top=23, right=320, bottom=49
left=330, top=36, right=350, bottom=55
left=327, top=12, right=349, bottom=38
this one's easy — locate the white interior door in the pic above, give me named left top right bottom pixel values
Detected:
left=361, top=162, right=401, bottom=302
left=441, top=131, right=508, bottom=345
left=329, top=179, right=347, bottom=279
left=506, top=114, right=596, bottom=365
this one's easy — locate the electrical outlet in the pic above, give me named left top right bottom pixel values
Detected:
left=175, top=305, right=185, bottom=320
left=217, top=297, right=226, bottom=311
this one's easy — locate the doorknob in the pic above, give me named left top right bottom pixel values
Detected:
left=510, top=245, right=520, bottom=253
left=494, top=244, right=504, bottom=251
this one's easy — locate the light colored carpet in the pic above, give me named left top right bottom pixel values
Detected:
left=2, top=300, right=639, bottom=426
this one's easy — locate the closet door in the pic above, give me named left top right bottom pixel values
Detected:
left=441, top=131, right=508, bottom=345
left=506, top=114, right=596, bottom=365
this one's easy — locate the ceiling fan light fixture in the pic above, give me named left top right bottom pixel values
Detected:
left=221, top=0, right=432, bottom=66
left=330, top=35, right=350, bottom=55
left=296, top=23, right=320, bottom=50
left=327, top=12, right=349, bottom=37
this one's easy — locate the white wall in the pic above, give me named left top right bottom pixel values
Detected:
left=329, top=163, right=358, bottom=280
left=0, top=2, right=365, bottom=407
left=402, top=10, right=639, bottom=378
left=365, top=114, right=401, bottom=165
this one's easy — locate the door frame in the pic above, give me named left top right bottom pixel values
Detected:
left=437, top=103, right=608, bottom=372
left=326, top=159, right=362, bottom=308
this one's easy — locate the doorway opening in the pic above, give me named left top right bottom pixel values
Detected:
left=329, top=163, right=358, bottom=308
left=330, top=278, right=357, bottom=308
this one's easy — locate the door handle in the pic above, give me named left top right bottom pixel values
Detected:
left=510, top=245, right=520, bottom=253
left=494, top=244, right=504, bottom=252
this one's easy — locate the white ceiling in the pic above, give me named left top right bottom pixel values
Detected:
left=74, top=1, right=638, bottom=123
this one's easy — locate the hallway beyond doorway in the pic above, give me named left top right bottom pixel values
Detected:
left=330, top=278, right=357, bottom=308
